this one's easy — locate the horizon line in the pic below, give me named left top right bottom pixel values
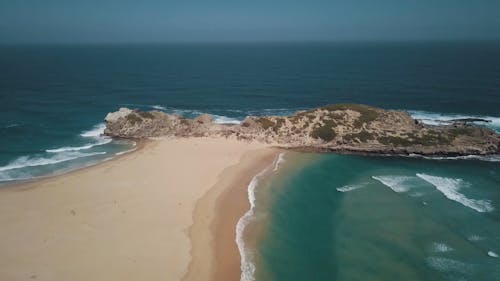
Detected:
left=1, top=38, right=500, bottom=46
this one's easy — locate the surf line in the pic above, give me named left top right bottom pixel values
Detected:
left=236, top=152, right=285, bottom=281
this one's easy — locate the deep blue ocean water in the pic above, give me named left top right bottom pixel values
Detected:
left=1, top=42, right=500, bottom=281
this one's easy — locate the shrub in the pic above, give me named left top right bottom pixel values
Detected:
left=311, top=120, right=337, bottom=142
left=257, top=118, right=275, bottom=130
left=126, top=114, right=142, bottom=125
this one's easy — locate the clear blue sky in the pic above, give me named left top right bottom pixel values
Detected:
left=1, top=0, right=499, bottom=43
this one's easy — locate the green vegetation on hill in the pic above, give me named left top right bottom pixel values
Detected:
left=379, top=132, right=451, bottom=147
left=126, top=113, right=143, bottom=125
left=311, top=120, right=337, bottom=142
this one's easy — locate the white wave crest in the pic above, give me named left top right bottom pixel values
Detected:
left=467, top=235, right=485, bottom=242
left=45, top=138, right=112, bottom=153
left=80, top=123, right=106, bottom=138
left=488, top=251, right=499, bottom=258
left=432, top=242, right=454, bottom=253
left=213, top=115, right=242, bottom=124
left=273, top=152, right=286, bottom=172
left=336, top=184, right=364, bottom=192
left=236, top=168, right=267, bottom=281
left=416, top=173, right=494, bottom=212
left=3, top=123, right=19, bottom=129
left=0, top=151, right=106, bottom=172
left=150, top=105, right=166, bottom=111
left=408, top=153, right=500, bottom=162
left=236, top=153, right=281, bottom=281
left=426, top=257, right=472, bottom=274
left=408, top=110, right=500, bottom=132
left=372, top=176, right=416, bottom=193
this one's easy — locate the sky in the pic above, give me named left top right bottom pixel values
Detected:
left=1, top=0, right=500, bottom=43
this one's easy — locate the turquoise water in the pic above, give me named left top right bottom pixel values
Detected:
left=1, top=42, right=500, bottom=182
left=250, top=153, right=500, bottom=281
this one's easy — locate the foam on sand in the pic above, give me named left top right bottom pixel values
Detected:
left=236, top=153, right=282, bottom=281
left=236, top=168, right=268, bottom=281
left=272, top=152, right=286, bottom=172
left=372, top=176, right=416, bottom=193
left=416, top=173, right=494, bottom=213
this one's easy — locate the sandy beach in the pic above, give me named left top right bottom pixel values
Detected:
left=0, top=137, right=277, bottom=281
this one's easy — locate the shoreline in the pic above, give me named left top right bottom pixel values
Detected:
left=182, top=148, right=279, bottom=281
left=0, top=139, right=147, bottom=190
left=0, top=137, right=273, bottom=281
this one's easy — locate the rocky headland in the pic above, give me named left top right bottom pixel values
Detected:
left=104, top=104, right=500, bottom=156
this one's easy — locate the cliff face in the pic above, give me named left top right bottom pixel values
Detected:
left=104, top=104, right=500, bottom=156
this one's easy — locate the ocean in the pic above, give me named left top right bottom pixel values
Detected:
left=1, top=42, right=499, bottom=280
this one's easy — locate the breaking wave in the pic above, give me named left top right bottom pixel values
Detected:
left=45, top=138, right=111, bottom=153
left=151, top=105, right=167, bottom=110
left=213, top=115, right=242, bottom=124
left=80, top=123, right=106, bottom=138
left=416, top=173, right=494, bottom=213
left=488, top=251, right=499, bottom=258
left=236, top=152, right=285, bottom=281
left=236, top=168, right=268, bottom=281
left=0, top=151, right=106, bottom=173
left=336, top=184, right=365, bottom=192
left=408, top=110, right=500, bottom=132
left=372, top=176, right=417, bottom=193
left=408, top=154, right=500, bottom=162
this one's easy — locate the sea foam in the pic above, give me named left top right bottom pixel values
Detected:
left=336, top=184, right=364, bottom=192
left=236, top=168, right=267, bottom=281
left=416, top=173, right=494, bottom=213
left=408, top=110, right=500, bottom=132
left=426, top=257, right=472, bottom=274
left=273, top=153, right=286, bottom=172
left=432, top=242, right=454, bottom=253
left=45, top=138, right=111, bottom=153
left=150, top=105, right=167, bottom=110
left=80, top=123, right=106, bottom=138
left=236, top=153, right=283, bottom=281
left=372, top=176, right=416, bottom=193
left=0, top=151, right=106, bottom=173
left=408, top=153, right=500, bottom=162
left=213, top=115, right=242, bottom=125
left=488, top=251, right=499, bottom=258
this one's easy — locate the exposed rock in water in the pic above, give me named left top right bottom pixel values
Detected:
left=103, top=104, right=500, bottom=156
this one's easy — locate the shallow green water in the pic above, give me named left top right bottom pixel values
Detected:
left=251, top=153, right=500, bottom=281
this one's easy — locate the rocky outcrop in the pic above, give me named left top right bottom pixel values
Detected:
left=103, top=104, right=500, bottom=156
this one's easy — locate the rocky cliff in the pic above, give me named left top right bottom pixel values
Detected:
left=104, top=104, right=500, bottom=156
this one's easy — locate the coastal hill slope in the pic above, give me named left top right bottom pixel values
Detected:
left=104, top=104, right=500, bottom=156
